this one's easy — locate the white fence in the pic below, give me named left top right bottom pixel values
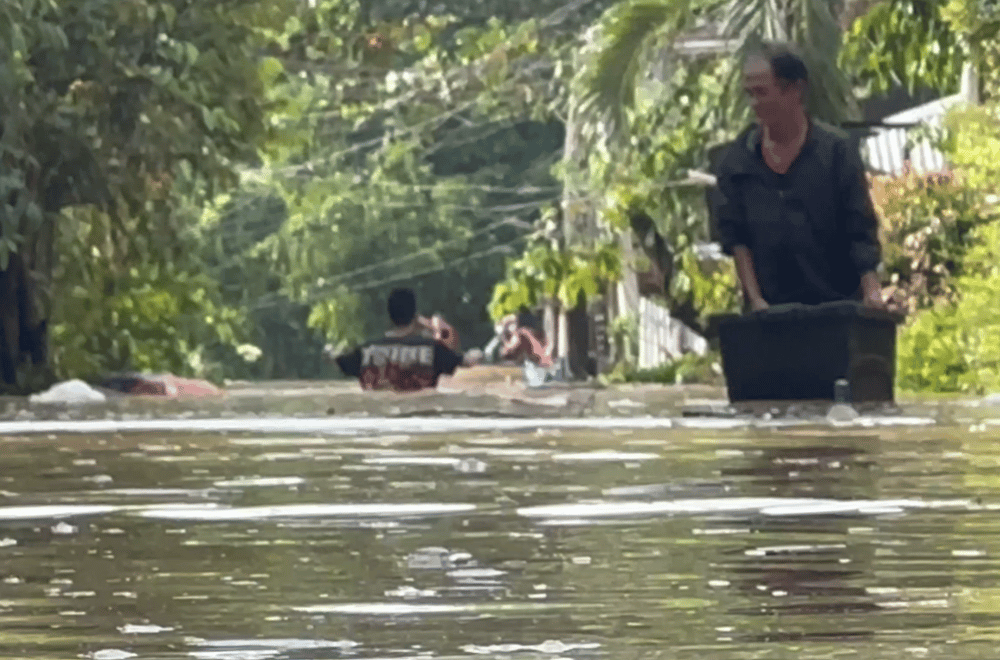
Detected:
left=638, top=297, right=708, bottom=370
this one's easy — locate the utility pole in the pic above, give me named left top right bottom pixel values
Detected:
left=558, top=77, right=597, bottom=380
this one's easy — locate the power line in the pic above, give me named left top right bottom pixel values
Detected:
left=250, top=233, right=531, bottom=313
left=272, top=0, right=599, bottom=110
left=198, top=0, right=601, bottom=293
left=267, top=58, right=560, bottom=177
left=205, top=191, right=575, bottom=255
left=352, top=237, right=528, bottom=292
left=278, top=55, right=558, bottom=126
left=256, top=5, right=584, bottom=177
left=311, top=216, right=532, bottom=288
left=223, top=37, right=573, bottom=224
left=205, top=168, right=562, bottom=238
left=280, top=180, right=561, bottom=193
left=209, top=188, right=591, bottom=278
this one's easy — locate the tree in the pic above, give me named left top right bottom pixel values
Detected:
left=182, top=0, right=584, bottom=375
left=0, top=0, right=313, bottom=391
left=574, top=0, right=857, bottom=148
left=840, top=0, right=965, bottom=97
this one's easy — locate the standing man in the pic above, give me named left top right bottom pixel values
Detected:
left=714, top=42, right=885, bottom=311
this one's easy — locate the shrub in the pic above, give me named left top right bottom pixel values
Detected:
left=897, top=218, right=1000, bottom=394
left=869, top=168, right=998, bottom=316
left=614, top=350, right=724, bottom=386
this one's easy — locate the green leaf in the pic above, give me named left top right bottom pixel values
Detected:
left=258, top=56, right=285, bottom=87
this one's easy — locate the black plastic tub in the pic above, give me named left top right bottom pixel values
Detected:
left=714, top=301, right=904, bottom=403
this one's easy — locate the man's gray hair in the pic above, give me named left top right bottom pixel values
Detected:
left=747, top=41, right=809, bottom=89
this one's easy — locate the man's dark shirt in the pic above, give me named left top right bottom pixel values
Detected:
left=714, top=121, right=882, bottom=306
left=335, top=334, right=463, bottom=392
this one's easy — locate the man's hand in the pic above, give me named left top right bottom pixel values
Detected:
left=863, top=291, right=886, bottom=309
left=860, top=271, right=886, bottom=310
left=431, top=314, right=451, bottom=338
left=732, top=246, right=768, bottom=313
left=428, top=314, right=460, bottom=351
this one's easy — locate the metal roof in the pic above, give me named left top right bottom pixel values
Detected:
left=861, top=94, right=965, bottom=175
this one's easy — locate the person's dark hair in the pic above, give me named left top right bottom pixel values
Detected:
left=387, top=288, right=417, bottom=326
left=749, top=41, right=809, bottom=90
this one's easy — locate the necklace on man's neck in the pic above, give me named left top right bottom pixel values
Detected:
left=762, top=118, right=808, bottom=164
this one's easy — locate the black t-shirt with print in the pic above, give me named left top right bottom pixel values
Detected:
left=335, top=334, right=463, bottom=392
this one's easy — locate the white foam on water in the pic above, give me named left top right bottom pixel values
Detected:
left=0, top=414, right=940, bottom=437
left=385, top=585, right=438, bottom=598
left=100, top=488, right=206, bottom=497
left=462, top=641, right=601, bottom=654
left=0, top=416, right=678, bottom=435
left=193, top=639, right=359, bottom=650
left=759, top=500, right=924, bottom=516
left=608, top=399, right=646, bottom=408
left=533, top=518, right=606, bottom=527
left=447, top=568, right=507, bottom=579
left=227, top=437, right=332, bottom=446
left=135, top=502, right=476, bottom=521
left=189, top=651, right=276, bottom=660
left=90, top=651, right=137, bottom=660
left=552, top=451, right=660, bottom=462
left=744, top=544, right=847, bottom=556
left=296, top=602, right=466, bottom=615
left=212, top=477, right=306, bottom=488
left=250, top=452, right=307, bottom=462
left=295, top=601, right=565, bottom=616
left=676, top=418, right=764, bottom=430
left=768, top=504, right=905, bottom=516
left=0, top=505, right=120, bottom=520
left=119, top=624, right=175, bottom=634
left=362, top=456, right=462, bottom=466
left=855, top=416, right=937, bottom=427
left=518, top=497, right=938, bottom=520
left=482, top=448, right=548, bottom=457
left=518, top=497, right=809, bottom=519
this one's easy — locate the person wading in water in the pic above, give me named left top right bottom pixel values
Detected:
left=329, top=288, right=480, bottom=392
left=496, top=309, right=557, bottom=387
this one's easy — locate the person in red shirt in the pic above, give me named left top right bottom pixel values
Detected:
left=497, top=309, right=559, bottom=387
left=330, top=288, right=479, bottom=392
left=499, top=311, right=553, bottom=368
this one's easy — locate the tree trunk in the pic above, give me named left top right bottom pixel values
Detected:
left=560, top=51, right=600, bottom=380
left=0, top=251, right=51, bottom=393
left=566, top=291, right=592, bottom=379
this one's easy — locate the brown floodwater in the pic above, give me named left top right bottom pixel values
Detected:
left=1, top=386, right=1000, bottom=660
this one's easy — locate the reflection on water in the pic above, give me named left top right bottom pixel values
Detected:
left=1, top=418, right=1000, bottom=659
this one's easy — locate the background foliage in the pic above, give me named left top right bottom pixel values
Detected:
left=4, top=0, right=1000, bottom=394
left=886, top=97, right=1000, bottom=394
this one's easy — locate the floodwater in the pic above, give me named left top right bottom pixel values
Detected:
left=2, top=392, right=1000, bottom=660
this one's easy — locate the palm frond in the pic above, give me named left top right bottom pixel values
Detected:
left=575, top=0, right=859, bottom=167
left=722, top=0, right=856, bottom=121
left=573, top=0, right=699, bottom=142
